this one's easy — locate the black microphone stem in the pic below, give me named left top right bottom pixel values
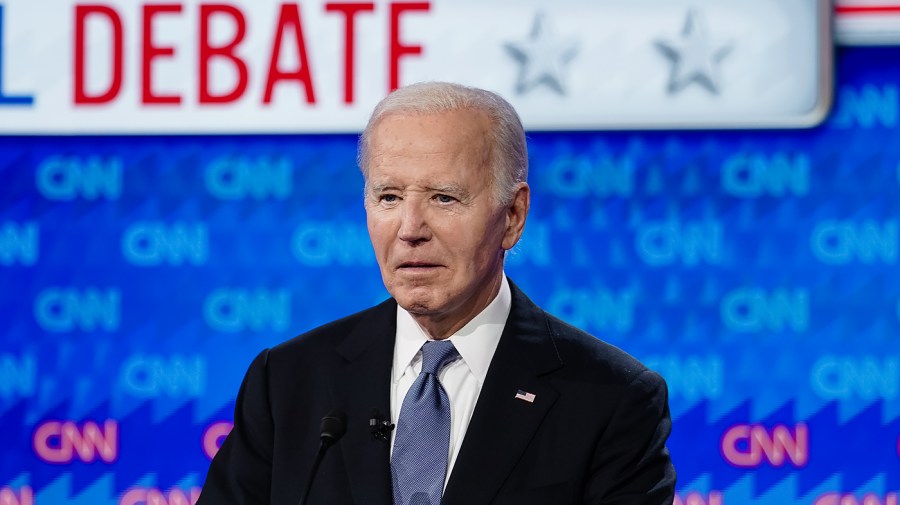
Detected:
left=299, top=409, right=346, bottom=505
left=298, top=439, right=330, bottom=505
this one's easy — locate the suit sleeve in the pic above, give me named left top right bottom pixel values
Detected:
left=197, top=349, right=274, bottom=505
left=585, top=370, right=676, bottom=505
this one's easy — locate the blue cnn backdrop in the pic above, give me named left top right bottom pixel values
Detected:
left=2, top=46, right=900, bottom=505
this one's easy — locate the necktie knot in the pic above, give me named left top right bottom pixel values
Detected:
left=420, top=339, right=459, bottom=377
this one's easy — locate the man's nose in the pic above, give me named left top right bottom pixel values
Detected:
left=397, top=201, right=431, bottom=244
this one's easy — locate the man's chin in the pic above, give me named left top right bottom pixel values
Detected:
left=396, top=298, right=440, bottom=316
left=389, top=284, right=439, bottom=308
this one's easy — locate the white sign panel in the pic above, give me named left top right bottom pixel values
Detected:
left=834, top=0, right=900, bottom=45
left=0, top=0, right=832, bottom=133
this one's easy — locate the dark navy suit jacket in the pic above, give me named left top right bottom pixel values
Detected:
left=198, top=281, right=676, bottom=504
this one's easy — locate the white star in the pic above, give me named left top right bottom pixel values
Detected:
left=505, top=12, right=579, bottom=95
left=656, top=10, right=732, bottom=95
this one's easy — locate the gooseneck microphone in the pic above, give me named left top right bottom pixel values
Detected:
left=298, top=409, right=347, bottom=505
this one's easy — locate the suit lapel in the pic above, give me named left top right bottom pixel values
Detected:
left=442, top=283, right=563, bottom=505
left=331, top=299, right=397, bottom=505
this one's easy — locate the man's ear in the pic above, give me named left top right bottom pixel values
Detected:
left=501, top=182, right=530, bottom=251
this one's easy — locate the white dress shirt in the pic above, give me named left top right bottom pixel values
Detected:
left=389, top=275, right=511, bottom=488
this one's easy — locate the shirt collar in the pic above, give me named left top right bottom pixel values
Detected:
left=392, top=275, right=511, bottom=384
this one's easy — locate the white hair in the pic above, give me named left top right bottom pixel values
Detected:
left=357, top=82, right=528, bottom=206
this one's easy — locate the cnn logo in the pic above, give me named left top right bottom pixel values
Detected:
left=32, top=420, right=118, bottom=464
left=720, top=422, right=808, bottom=468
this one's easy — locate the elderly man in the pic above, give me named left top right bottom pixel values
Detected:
left=198, top=82, right=676, bottom=505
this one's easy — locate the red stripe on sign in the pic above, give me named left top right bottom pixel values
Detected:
left=836, top=5, right=900, bottom=14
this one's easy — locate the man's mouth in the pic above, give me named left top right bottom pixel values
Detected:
left=398, top=262, right=441, bottom=269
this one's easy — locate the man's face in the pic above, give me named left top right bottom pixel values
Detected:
left=364, top=109, right=526, bottom=333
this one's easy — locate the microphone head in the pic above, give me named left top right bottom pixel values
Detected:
left=320, top=409, right=347, bottom=446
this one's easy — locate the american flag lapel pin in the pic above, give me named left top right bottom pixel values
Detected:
left=515, top=389, right=536, bottom=403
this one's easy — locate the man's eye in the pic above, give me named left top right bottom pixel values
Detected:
left=380, top=194, right=399, bottom=203
left=435, top=194, right=456, bottom=203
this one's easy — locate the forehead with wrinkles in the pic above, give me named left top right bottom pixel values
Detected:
left=366, top=110, right=493, bottom=187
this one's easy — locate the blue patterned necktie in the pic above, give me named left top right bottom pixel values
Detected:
left=391, top=340, right=460, bottom=505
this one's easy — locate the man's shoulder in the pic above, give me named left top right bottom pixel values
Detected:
left=539, top=306, right=656, bottom=387
left=268, top=298, right=396, bottom=361
left=509, top=279, right=652, bottom=386
left=545, top=311, right=648, bottom=370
